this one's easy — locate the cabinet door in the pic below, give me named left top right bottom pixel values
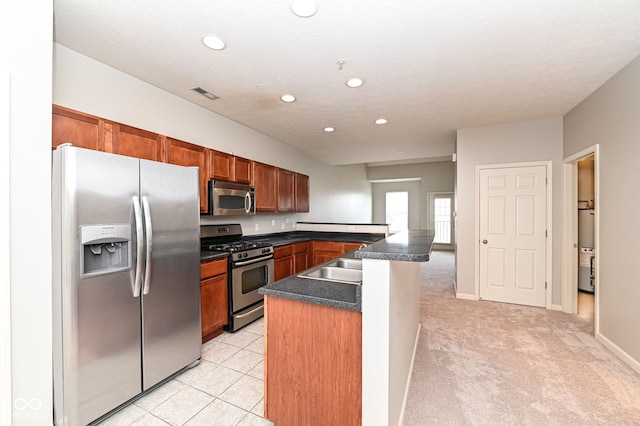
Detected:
left=310, top=241, right=343, bottom=267
left=201, top=274, right=228, bottom=341
left=252, top=161, right=277, bottom=212
left=166, top=138, right=209, bottom=213
left=274, top=245, right=294, bottom=281
left=294, top=173, right=309, bottom=212
left=277, top=169, right=295, bottom=212
left=343, top=243, right=362, bottom=254
left=210, top=150, right=232, bottom=181
left=52, top=105, right=104, bottom=151
left=109, top=123, right=165, bottom=162
left=293, top=242, right=308, bottom=273
left=233, top=156, right=252, bottom=184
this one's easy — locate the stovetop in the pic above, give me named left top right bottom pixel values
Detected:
left=200, top=224, right=273, bottom=262
left=204, top=240, right=271, bottom=253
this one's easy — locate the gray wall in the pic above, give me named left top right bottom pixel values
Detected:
left=564, top=55, right=640, bottom=364
left=369, top=161, right=455, bottom=229
left=456, top=117, right=564, bottom=304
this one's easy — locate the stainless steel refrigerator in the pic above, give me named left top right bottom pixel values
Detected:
left=52, top=145, right=202, bottom=425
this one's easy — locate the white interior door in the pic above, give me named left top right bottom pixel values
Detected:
left=479, top=165, right=547, bottom=307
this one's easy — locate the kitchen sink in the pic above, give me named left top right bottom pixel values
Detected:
left=297, top=258, right=362, bottom=284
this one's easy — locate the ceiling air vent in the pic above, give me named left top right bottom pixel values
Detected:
left=191, top=86, right=220, bottom=101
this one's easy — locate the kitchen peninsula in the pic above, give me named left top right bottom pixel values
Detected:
left=260, top=229, right=435, bottom=426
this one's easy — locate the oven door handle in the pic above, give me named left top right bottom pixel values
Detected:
left=234, top=255, right=273, bottom=267
left=235, top=304, right=264, bottom=319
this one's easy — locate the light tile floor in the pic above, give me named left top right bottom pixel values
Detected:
left=97, top=318, right=273, bottom=426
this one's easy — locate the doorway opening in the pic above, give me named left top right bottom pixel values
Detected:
left=562, top=145, right=599, bottom=334
left=427, top=192, right=454, bottom=250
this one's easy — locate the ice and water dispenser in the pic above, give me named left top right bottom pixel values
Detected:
left=80, top=224, right=132, bottom=277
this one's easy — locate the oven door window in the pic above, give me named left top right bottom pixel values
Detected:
left=241, top=265, right=269, bottom=294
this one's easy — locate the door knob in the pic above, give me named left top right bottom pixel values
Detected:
left=482, top=239, right=488, bottom=244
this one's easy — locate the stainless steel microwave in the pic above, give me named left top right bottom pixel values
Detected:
left=207, top=180, right=256, bottom=216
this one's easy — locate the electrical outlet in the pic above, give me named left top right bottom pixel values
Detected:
left=271, top=219, right=275, bottom=226
left=281, top=223, right=285, bottom=230
left=254, top=223, right=259, bottom=231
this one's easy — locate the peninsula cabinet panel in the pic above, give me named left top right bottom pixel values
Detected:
left=210, top=150, right=232, bottom=181
left=166, top=138, right=209, bottom=213
left=277, top=169, right=295, bottom=212
left=252, top=161, right=277, bottom=212
left=233, top=156, right=252, bottom=184
left=294, top=173, right=310, bottom=212
left=52, top=105, right=104, bottom=151
left=265, top=296, right=362, bottom=425
left=109, top=123, right=165, bottom=162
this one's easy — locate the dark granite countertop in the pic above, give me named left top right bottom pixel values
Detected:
left=355, top=229, right=436, bottom=262
left=200, top=250, right=229, bottom=262
left=243, top=230, right=386, bottom=248
left=259, top=229, right=434, bottom=311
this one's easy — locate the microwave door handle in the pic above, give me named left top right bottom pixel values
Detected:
left=245, top=192, right=251, bottom=214
left=142, top=196, right=153, bottom=295
left=132, top=196, right=143, bottom=297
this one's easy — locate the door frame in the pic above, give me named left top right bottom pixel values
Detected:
left=562, top=145, right=599, bottom=331
left=426, top=192, right=455, bottom=250
left=474, top=161, right=553, bottom=308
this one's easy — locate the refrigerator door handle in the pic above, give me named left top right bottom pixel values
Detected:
left=132, top=196, right=144, bottom=297
left=142, top=196, right=153, bottom=295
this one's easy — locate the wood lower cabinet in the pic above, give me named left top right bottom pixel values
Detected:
left=252, top=161, right=277, bottom=212
left=200, top=258, right=228, bottom=342
left=274, top=245, right=294, bottom=281
left=52, top=105, right=104, bottom=151
left=310, top=241, right=363, bottom=267
left=107, top=122, right=165, bottom=162
left=264, top=296, right=362, bottom=425
left=293, top=242, right=308, bottom=274
left=294, top=173, right=309, bottom=212
left=166, top=138, right=209, bottom=213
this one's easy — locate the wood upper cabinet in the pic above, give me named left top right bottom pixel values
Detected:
left=277, top=169, right=295, bottom=212
left=252, top=161, right=277, bottom=212
left=210, top=150, right=232, bottom=181
left=166, top=138, right=209, bottom=213
left=294, top=173, right=310, bottom=212
left=233, top=156, right=252, bottom=184
left=107, top=122, right=165, bottom=162
left=200, top=258, right=228, bottom=342
left=52, top=105, right=104, bottom=151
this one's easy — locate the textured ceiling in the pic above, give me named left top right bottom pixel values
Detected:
left=53, top=0, right=640, bottom=166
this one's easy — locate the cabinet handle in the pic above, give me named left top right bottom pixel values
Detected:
left=482, top=239, right=488, bottom=244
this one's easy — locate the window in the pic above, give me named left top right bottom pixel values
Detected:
left=385, top=192, right=408, bottom=234
left=433, top=197, right=452, bottom=244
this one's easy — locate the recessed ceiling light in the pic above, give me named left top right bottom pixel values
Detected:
left=290, top=0, right=319, bottom=18
left=280, top=94, right=296, bottom=103
left=201, top=34, right=226, bottom=50
left=323, top=127, right=335, bottom=133
left=375, top=118, right=388, bottom=125
left=346, top=78, right=364, bottom=88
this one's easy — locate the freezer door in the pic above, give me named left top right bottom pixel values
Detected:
left=140, top=159, right=201, bottom=389
left=52, top=146, right=142, bottom=425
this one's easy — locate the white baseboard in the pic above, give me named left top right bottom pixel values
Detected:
left=398, top=323, right=421, bottom=426
left=596, top=331, right=640, bottom=375
left=550, top=304, right=562, bottom=311
left=455, top=293, right=477, bottom=301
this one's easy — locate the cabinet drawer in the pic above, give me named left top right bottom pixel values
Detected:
left=293, top=242, right=308, bottom=254
left=274, top=245, right=294, bottom=258
left=200, top=258, right=228, bottom=279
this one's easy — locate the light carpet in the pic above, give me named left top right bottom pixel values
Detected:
left=403, top=251, right=640, bottom=425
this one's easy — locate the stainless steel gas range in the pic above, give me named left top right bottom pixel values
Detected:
left=201, top=224, right=274, bottom=331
